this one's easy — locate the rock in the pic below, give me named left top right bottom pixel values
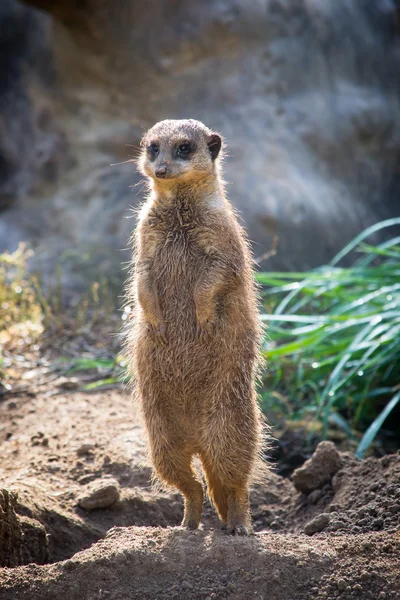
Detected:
left=181, top=581, right=193, bottom=590
left=304, top=513, right=330, bottom=535
left=337, top=578, right=346, bottom=591
left=78, top=479, right=120, bottom=510
left=57, top=378, right=80, bottom=391
left=76, top=444, right=95, bottom=457
left=308, top=489, right=322, bottom=504
left=292, top=442, right=342, bottom=493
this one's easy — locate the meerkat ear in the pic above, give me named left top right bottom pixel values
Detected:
left=207, top=133, right=222, bottom=160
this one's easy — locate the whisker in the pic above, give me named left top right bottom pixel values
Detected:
left=110, top=159, right=135, bottom=167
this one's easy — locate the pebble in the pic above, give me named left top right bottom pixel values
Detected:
left=308, top=489, right=322, bottom=504
left=78, top=478, right=120, bottom=510
left=57, top=378, right=80, bottom=390
left=181, top=581, right=193, bottom=590
left=77, top=443, right=95, bottom=456
left=329, top=520, right=344, bottom=531
left=304, top=513, right=330, bottom=535
left=337, top=579, right=346, bottom=591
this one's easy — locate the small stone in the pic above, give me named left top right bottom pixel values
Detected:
left=304, top=513, right=330, bottom=535
left=57, top=378, right=80, bottom=390
left=78, top=479, right=120, bottom=510
left=372, top=518, right=383, bottom=529
left=7, top=401, right=17, bottom=410
left=77, top=444, right=95, bottom=457
left=63, top=559, right=76, bottom=571
left=227, top=582, right=235, bottom=593
left=330, top=520, right=344, bottom=531
left=292, top=442, right=342, bottom=493
left=308, top=489, right=322, bottom=504
left=337, top=579, right=346, bottom=591
left=47, top=464, right=60, bottom=473
left=181, top=581, right=193, bottom=590
left=379, top=593, right=386, bottom=599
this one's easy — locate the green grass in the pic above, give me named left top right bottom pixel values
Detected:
left=258, top=218, right=400, bottom=457
left=60, top=356, right=127, bottom=391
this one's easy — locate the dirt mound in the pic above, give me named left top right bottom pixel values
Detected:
left=1, top=527, right=399, bottom=600
left=0, top=489, right=48, bottom=567
left=0, top=385, right=399, bottom=599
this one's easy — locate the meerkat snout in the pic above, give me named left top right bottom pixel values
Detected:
left=155, top=165, right=167, bottom=179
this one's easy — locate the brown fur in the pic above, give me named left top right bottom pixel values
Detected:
left=125, top=119, right=267, bottom=534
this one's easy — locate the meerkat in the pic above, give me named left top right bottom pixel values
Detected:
left=126, top=119, right=265, bottom=535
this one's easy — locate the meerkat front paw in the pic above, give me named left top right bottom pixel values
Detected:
left=181, top=517, right=201, bottom=530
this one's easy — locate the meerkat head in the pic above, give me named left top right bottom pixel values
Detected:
left=138, top=119, right=222, bottom=186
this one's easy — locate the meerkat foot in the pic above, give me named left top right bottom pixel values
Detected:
left=227, top=523, right=251, bottom=536
left=182, top=519, right=200, bottom=530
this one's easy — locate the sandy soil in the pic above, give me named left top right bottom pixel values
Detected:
left=0, top=378, right=399, bottom=599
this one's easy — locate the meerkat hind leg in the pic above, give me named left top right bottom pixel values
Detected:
left=201, top=462, right=229, bottom=524
left=202, top=457, right=251, bottom=535
left=152, top=445, right=204, bottom=530
left=226, top=486, right=251, bottom=535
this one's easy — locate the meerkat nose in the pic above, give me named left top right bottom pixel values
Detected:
left=155, top=166, right=167, bottom=179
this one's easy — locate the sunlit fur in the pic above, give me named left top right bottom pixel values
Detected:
left=126, top=119, right=267, bottom=535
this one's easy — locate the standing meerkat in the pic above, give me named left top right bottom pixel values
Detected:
left=126, top=119, right=266, bottom=535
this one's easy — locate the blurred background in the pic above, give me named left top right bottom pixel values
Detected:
left=1, top=0, right=400, bottom=290
left=1, top=0, right=400, bottom=465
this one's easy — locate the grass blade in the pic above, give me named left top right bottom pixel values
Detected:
left=356, top=391, right=400, bottom=458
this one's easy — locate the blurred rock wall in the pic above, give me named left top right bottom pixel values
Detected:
left=1, top=0, right=400, bottom=294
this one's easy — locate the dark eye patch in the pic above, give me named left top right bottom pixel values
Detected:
left=176, top=141, right=193, bottom=159
left=147, top=143, right=159, bottom=161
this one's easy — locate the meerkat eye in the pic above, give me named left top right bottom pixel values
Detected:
left=149, top=143, right=159, bottom=155
left=177, top=142, right=191, bottom=156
